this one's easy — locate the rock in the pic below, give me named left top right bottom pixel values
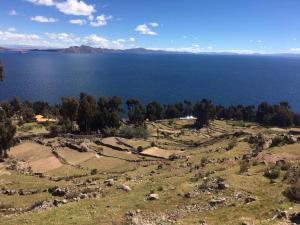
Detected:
left=4, top=189, right=16, bottom=195
left=169, top=153, right=180, bottom=161
left=276, top=209, right=287, bottom=219
left=183, top=192, right=193, bottom=198
left=125, top=210, right=135, bottom=216
left=104, top=179, right=114, bottom=186
left=51, top=188, right=67, bottom=197
left=79, top=193, right=88, bottom=199
left=53, top=199, right=61, bottom=206
left=209, top=198, right=226, bottom=206
left=289, top=212, right=300, bottom=224
left=241, top=222, right=249, bottom=225
left=147, top=193, right=159, bottom=200
left=80, top=143, right=90, bottom=152
left=217, top=181, right=229, bottom=190
left=62, top=199, right=68, bottom=204
left=198, top=219, right=206, bottom=225
left=245, top=196, right=256, bottom=204
left=120, top=184, right=131, bottom=192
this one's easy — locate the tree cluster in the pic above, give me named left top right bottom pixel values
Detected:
left=1, top=94, right=299, bottom=135
left=0, top=108, right=16, bottom=158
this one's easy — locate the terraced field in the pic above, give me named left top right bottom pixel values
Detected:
left=1, top=119, right=300, bottom=225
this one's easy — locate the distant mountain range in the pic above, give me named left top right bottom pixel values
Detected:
left=1, top=45, right=300, bottom=56
left=34, top=45, right=180, bottom=54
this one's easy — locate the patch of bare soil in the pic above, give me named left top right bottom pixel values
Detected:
left=9, top=142, right=62, bottom=172
left=28, top=156, right=62, bottom=173
left=263, top=153, right=300, bottom=164
left=58, top=147, right=95, bottom=165
left=141, top=147, right=179, bottom=159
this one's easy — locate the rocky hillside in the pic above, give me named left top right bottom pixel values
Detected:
left=1, top=119, right=300, bottom=224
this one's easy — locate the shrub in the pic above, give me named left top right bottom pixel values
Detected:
left=270, top=136, right=285, bottom=147
left=239, top=160, right=250, bottom=174
left=137, top=146, right=143, bottom=152
left=264, top=165, right=281, bottom=179
left=200, top=157, right=208, bottom=167
left=118, top=126, right=148, bottom=139
left=102, top=127, right=117, bottom=136
left=284, top=180, right=300, bottom=202
left=91, top=168, right=98, bottom=175
left=276, top=160, right=291, bottom=171
left=226, top=139, right=237, bottom=151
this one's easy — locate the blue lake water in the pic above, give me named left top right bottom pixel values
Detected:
left=1, top=52, right=300, bottom=111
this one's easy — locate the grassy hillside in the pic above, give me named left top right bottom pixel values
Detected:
left=1, top=119, right=300, bottom=224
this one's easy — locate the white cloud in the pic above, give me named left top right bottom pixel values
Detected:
left=45, top=32, right=80, bottom=43
left=207, top=46, right=213, bottom=50
left=129, top=37, right=135, bottom=42
left=27, top=0, right=55, bottom=6
left=7, top=28, right=16, bottom=32
left=111, top=40, right=125, bottom=49
left=90, top=15, right=112, bottom=27
left=83, top=34, right=126, bottom=49
left=56, top=0, right=95, bottom=16
left=135, top=24, right=157, bottom=35
left=290, top=48, right=300, bottom=52
left=293, top=38, right=297, bottom=41
left=27, top=0, right=95, bottom=17
left=149, top=22, right=158, bottom=27
left=70, top=19, right=87, bottom=25
left=83, top=34, right=109, bottom=47
left=256, top=40, right=263, bottom=43
left=9, top=9, right=17, bottom=16
left=116, top=39, right=126, bottom=43
left=0, top=30, right=40, bottom=42
left=31, top=16, right=58, bottom=23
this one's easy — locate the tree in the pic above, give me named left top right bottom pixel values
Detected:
left=96, top=96, right=122, bottom=130
left=146, top=101, right=164, bottom=121
left=126, top=98, right=145, bottom=125
left=10, top=96, right=22, bottom=118
left=33, top=101, right=50, bottom=115
left=61, top=97, right=79, bottom=131
left=77, top=93, right=96, bottom=132
left=193, top=99, right=215, bottom=129
left=165, top=104, right=181, bottom=119
left=0, top=109, right=16, bottom=158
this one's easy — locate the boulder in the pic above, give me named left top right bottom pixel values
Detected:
left=104, top=179, right=114, bottom=186
left=209, top=198, right=226, bottom=206
left=51, top=188, right=67, bottom=197
left=120, top=184, right=131, bottom=192
left=245, top=196, right=256, bottom=204
left=147, top=193, right=159, bottom=200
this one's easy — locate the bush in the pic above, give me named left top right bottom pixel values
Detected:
left=102, top=127, right=117, bottom=136
left=264, top=165, right=281, bottom=179
left=239, top=160, right=250, bottom=174
left=284, top=180, right=300, bottom=202
left=91, top=168, right=98, bottom=175
left=137, top=146, right=143, bottom=152
left=200, top=157, right=208, bottom=167
left=226, top=139, right=237, bottom=151
left=118, top=126, right=148, bottom=139
left=270, top=136, right=285, bottom=147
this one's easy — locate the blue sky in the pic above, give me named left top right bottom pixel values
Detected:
left=1, top=0, right=300, bottom=53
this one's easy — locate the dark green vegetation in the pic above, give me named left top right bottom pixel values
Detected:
left=0, top=91, right=299, bottom=159
left=0, top=108, right=16, bottom=158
